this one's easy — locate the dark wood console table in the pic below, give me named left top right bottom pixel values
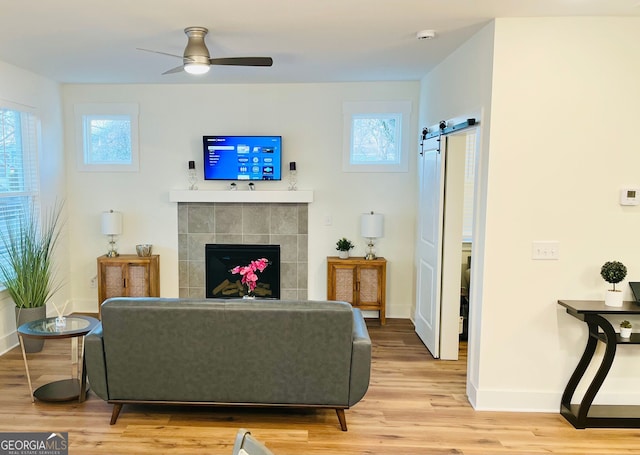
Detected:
left=558, top=300, right=640, bottom=429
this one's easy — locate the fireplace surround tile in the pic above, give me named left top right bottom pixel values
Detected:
left=242, top=204, right=271, bottom=234
left=214, top=204, right=243, bottom=233
left=298, top=235, right=308, bottom=261
left=298, top=207, right=308, bottom=235
left=298, top=262, right=308, bottom=289
left=178, top=202, right=308, bottom=299
left=216, top=234, right=243, bottom=245
left=280, top=262, right=298, bottom=289
left=188, top=205, right=215, bottom=233
left=187, top=233, right=215, bottom=261
left=243, top=234, right=271, bottom=244
left=178, top=204, right=188, bottom=234
left=271, top=234, right=298, bottom=262
left=188, top=261, right=205, bottom=288
left=178, top=234, right=188, bottom=260
left=271, top=205, right=299, bottom=234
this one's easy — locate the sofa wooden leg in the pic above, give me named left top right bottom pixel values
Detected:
left=110, top=403, right=123, bottom=425
left=335, top=408, right=347, bottom=431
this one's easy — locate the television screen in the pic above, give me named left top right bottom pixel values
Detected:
left=203, top=135, right=282, bottom=180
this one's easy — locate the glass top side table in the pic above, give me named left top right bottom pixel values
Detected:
left=17, top=315, right=99, bottom=403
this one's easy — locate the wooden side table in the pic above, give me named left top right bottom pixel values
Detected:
left=97, top=254, right=160, bottom=317
left=558, top=300, right=640, bottom=428
left=327, top=256, right=387, bottom=324
left=18, top=315, right=99, bottom=403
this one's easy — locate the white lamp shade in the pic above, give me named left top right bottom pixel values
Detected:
left=101, top=211, right=122, bottom=236
left=361, top=212, right=384, bottom=238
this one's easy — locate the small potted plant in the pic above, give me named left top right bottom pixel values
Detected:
left=620, top=320, right=633, bottom=339
left=601, top=261, right=627, bottom=307
left=336, top=238, right=354, bottom=259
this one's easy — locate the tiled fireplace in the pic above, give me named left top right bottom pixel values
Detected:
left=178, top=202, right=308, bottom=299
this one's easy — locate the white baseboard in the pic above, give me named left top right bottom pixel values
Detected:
left=0, top=331, right=18, bottom=356
left=473, top=389, right=561, bottom=412
left=71, top=298, right=98, bottom=314
left=468, top=383, right=640, bottom=412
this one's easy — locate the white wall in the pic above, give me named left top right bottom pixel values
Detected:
left=0, top=61, right=65, bottom=354
left=423, top=17, right=640, bottom=411
left=483, top=16, right=640, bottom=410
left=419, top=22, right=495, bottom=403
left=62, top=82, right=419, bottom=318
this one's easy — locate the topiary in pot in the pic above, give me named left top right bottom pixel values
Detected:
left=601, top=260, right=627, bottom=307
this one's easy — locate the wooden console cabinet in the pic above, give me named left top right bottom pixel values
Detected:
left=327, top=256, right=386, bottom=324
left=97, top=254, right=160, bottom=317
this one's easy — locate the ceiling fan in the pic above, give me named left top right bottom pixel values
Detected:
left=138, top=26, right=273, bottom=75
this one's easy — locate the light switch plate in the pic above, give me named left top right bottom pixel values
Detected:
left=532, top=241, right=560, bottom=260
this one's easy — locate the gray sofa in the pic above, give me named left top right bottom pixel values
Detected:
left=84, top=297, right=371, bottom=430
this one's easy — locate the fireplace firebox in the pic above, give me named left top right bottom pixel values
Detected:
left=205, top=244, right=281, bottom=299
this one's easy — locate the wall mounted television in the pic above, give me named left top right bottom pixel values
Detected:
left=203, top=135, right=282, bottom=180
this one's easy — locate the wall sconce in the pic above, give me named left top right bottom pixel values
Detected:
left=102, top=209, right=122, bottom=257
left=361, top=211, right=384, bottom=260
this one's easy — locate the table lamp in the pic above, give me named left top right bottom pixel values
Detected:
left=361, top=211, right=384, bottom=260
left=102, top=210, right=122, bottom=257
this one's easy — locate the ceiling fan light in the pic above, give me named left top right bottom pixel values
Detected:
left=184, top=62, right=210, bottom=75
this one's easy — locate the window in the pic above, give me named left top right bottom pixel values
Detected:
left=343, top=101, right=411, bottom=172
left=75, top=103, right=139, bottom=172
left=0, top=107, right=40, bottom=284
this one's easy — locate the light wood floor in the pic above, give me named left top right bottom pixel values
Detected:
left=1, top=319, right=638, bottom=454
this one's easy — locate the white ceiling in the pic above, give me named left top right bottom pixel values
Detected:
left=0, top=0, right=639, bottom=84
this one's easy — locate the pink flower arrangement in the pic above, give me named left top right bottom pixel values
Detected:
left=230, top=258, right=269, bottom=294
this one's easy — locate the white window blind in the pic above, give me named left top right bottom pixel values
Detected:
left=0, top=107, right=40, bottom=285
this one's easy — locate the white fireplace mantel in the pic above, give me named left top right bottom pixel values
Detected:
left=169, top=189, right=313, bottom=204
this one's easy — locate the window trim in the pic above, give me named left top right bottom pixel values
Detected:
left=342, top=100, right=411, bottom=173
left=74, top=103, right=139, bottom=172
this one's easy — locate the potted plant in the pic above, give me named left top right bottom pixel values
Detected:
left=336, top=238, right=354, bottom=259
left=620, top=320, right=633, bottom=339
left=600, top=261, right=627, bottom=307
left=0, top=203, right=64, bottom=352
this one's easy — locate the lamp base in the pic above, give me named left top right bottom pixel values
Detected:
left=364, top=240, right=377, bottom=260
left=106, top=236, right=119, bottom=257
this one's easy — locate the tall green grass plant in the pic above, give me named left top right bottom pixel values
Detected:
left=0, top=203, right=63, bottom=308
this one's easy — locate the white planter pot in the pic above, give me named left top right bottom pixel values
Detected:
left=605, top=290, right=623, bottom=307
left=620, top=327, right=633, bottom=339
left=338, top=250, right=349, bottom=259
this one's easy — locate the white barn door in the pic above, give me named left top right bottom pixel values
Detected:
left=414, top=136, right=445, bottom=357
left=414, top=134, right=466, bottom=359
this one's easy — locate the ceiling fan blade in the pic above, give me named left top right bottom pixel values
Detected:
left=162, top=65, right=185, bottom=75
left=209, top=57, right=273, bottom=67
left=137, top=48, right=182, bottom=59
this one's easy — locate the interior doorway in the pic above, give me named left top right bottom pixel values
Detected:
left=414, top=121, right=478, bottom=361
